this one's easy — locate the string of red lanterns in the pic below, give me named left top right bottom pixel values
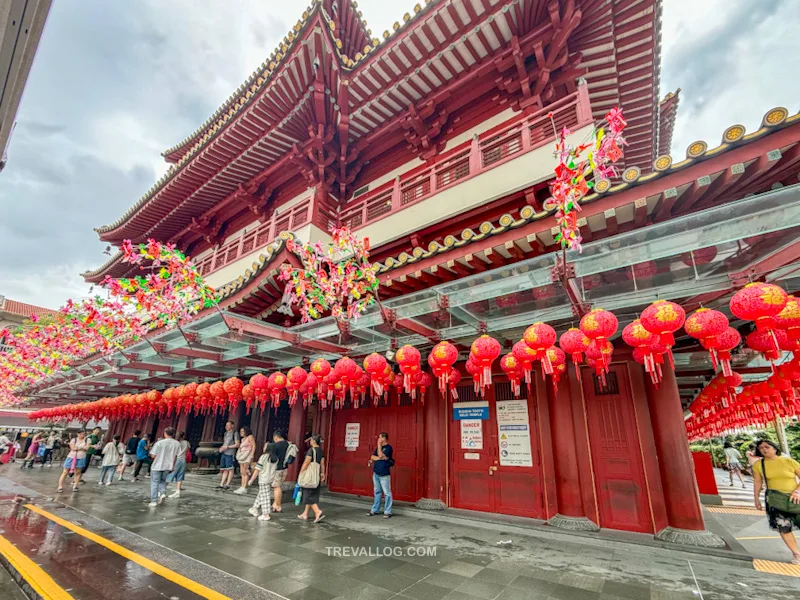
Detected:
left=29, top=290, right=799, bottom=425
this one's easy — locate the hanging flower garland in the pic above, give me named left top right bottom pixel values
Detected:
left=279, top=226, right=379, bottom=323
left=549, top=107, right=627, bottom=251
left=0, top=239, right=217, bottom=407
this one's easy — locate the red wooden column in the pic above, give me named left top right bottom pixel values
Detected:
left=421, top=385, right=447, bottom=507
left=545, top=372, right=599, bottom=531
left=645, top=362, right=725, bottom=547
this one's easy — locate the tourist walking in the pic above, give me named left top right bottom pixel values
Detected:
left=148, top=427, right=181, bottom=507
left=368, top=432, right=394, bottom=518
left=133, top=434, right=152, bottom=481
left=21, top=433, right=42, bottom=469
left=724, top=441, right=746, bottom=488
left=271, top=430, right=298, bottom=511
left=119, top=430, right=141, bottom=481
left=752, top=439, right=800, bottom=565
left=234, top=426, right=256, bottom=495
left=82, top=426, right=103, bottom=477
left=298, top=435, right=325, bottom=523
left=167, top=432, right=190, bottom=498
left=0, top=432, right=13, bottom=465
left=746, top=443, right=758, bottom=466
left=41, top=432, right=56, bottom=467
left=57, top=431, right=90, bottom=493
left=248, top=442, right=278, bottom=521
left=216, top=421, right=239, bottom=491
left=99, top=435, right=123, bottom=485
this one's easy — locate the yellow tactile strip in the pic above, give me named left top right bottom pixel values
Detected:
left=25, top=504, right=231, bottom=600
left=754, top=559, right=800, bottom=577
left=0, top=533, right=75, bottom=599
left=707, top=506, right=763, bottom=516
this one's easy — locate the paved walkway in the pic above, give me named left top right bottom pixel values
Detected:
left=0, top=465, right=799, bottom=600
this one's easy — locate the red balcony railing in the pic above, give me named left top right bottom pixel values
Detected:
left=196, top=88, right=592, bottom=278
left=338, top=88, right=592, bottom=232
left=195, top=201, right=312, bottom=276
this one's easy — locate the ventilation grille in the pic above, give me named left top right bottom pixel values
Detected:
left=593, top=371, right=620, bottom=395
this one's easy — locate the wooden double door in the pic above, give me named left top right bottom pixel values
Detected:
left=448, top=382, right=544, bottom=518
left=328, top=399, right=419, bottom=502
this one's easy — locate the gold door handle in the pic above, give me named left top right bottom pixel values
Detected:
left=489, top=466, right=498, bottom=474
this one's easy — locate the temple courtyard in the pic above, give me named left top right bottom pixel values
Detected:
left=0, top=466, right=797, bottom=600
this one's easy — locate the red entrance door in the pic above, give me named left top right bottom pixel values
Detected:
left=582, top=364, right=653, bottom=533
left=449, top=382, right=544, bottom=518
left=328, top=398, right=419, bottom=502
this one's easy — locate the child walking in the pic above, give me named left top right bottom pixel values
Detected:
left=99, top=435, right=123, bottom=485
left=248, top=442, right=278, bottom=521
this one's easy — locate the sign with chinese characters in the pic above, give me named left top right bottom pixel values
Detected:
left=345, top=423, right=360, bottom=449
left=460, top=420, right=483, bottom=450
left=453, top=401, right=489, bottom=420
left=496, top=400, right=533, bottom=467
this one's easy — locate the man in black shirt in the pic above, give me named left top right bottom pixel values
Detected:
left=272, top=430, right=290, bottom=512
left=118, top=430, right=141, bottom=481
left=368, top=432, right=393, bottom=518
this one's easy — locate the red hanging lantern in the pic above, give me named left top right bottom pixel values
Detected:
left=775, top=296, right=800, bottom=351
left=242, top=384, right=255, bottom=413
left=559, top=328, right=591, bottom=380
left=396, top=345, right=422, bottom=394
left=196, top=383, right=212, bottom=413
left=523, top=322, right=557, bottom=375
left=334, top=358, right=358, bottom=386
left=250, top=373, right=269, bottom=408
left=546, top=346, right=566, bottom=389
left=685, top=308, right=729, bottom=370
left=416, top=372, right=433, bottom=402
left=730, top=283, right=788, bottom=334
left=364, top=353, right=388, bottom=397
left=640, top=300, right=685, bottom=367
left=429, top=341, right=459, bottom=393
left=585, top=339, right=614, bottom=386
left=447, top=367, right=461, bottom=399
left=223, top=377, right=244, bottom=408
left=268, top=372, right=287, bottom=408
left=512, top=340, right=537, bottom=385
left=580, top=308, right=619, bottom=342
left=465, top=357, right=482, bottom=395
left=500, top=354, right=523, bottom=397
left=747, top=330, right=787, bottom=364
left=470, top=335, right=501, bottom=390
left=209, top=381, right=226, bottom=414
left=713, top=327, right=741, bottom=377
left=287, top=367, right=308, bottom=406
left=310, top=359, right=332, bottom=399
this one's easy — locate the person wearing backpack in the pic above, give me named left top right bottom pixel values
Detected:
left=271, top=430, right=298, bottom=512
left=367, top=432, right=394, bottom=518
left=118, top=430, right=141, bottom=481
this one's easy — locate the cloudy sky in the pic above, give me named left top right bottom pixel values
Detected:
left=1, top=0, right=798, bottom=309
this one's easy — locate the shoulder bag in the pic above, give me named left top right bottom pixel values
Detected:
left=761, top=458, right=800, bottom=514
left=298, top=448, right=321, bottom=489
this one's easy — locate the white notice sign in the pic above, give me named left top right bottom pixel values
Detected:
left=460, top=420, right=483, bottom=450
left=496, top=400, right=533, bottom=467
left=345, top=423, right=360, bottom=449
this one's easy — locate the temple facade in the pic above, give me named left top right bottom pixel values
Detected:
left=30, top=0, right=800, bottom=544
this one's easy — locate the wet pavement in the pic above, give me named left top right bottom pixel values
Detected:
left=0, top=465, right=799, bottom=600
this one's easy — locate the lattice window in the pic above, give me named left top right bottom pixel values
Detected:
left=366, top=192, right=392, bottom=221
left=494, top=381, right=516, bottom=401
left=241, top=236, right=255, bottom=255
left=401, top=179, right=431, bottom=205
left=292, top=210, right=308, bottom=227
left=456, top=384, right=478, bottom=403
left=482, top=131, right=523, bottom=167
left=592, top=371, right=620, bottom=395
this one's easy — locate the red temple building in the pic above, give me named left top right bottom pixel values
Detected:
left=29, top=0, right=800, bottom=545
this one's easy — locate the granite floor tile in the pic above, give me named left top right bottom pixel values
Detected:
left=559, top=573, right=605, bottom=593
left=211, top=527, right=250, bottom=538
left=423, top=570, right=468, bottom=590
left=393, top=562, right=437, bottom=580
left=441, top=560, right=485, bottom=577
left=329, top=582, right=395, bottom=600
left=441, top=592, right=482, bottom=600
left=600, top=581, right=650, bottom=600
left=404, top=581, right=454, bottom=600
left=494, top=587, right=548, bottom=600
left=240, top=551, right=292, bottom=569
left=258, top=576, right=309, bottom=596
left=507, top=575, right=557, bottom=595
left=456, top=554, right=495, bottom=567
left=454, top=579, right=504, bottom=599
left=548, top=583, right=601, bottom=600
left=288, top=585, right=338, bottom=600
left=472, top=567, right=518, bottom=586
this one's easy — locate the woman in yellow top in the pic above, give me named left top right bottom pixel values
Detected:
left=752, top=439, right=800, bottom=565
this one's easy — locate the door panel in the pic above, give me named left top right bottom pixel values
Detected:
left=328, top=399, right=418, bottom=501
left=583, top=365, right=652, bottom=533
left=449, top=382, right=544, bottom=518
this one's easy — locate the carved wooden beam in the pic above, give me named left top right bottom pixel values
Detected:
left=189, top=214, right=223, bottom=247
